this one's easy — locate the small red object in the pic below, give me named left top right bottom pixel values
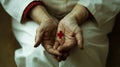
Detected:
left=57, top=31, right=64, bottom=39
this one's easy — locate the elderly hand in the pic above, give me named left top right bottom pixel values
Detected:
left=54, top=4, right=89, bottom=61
left=54, top=15, right=83, bottom=61
left=29, top=5, right=62, bottom=56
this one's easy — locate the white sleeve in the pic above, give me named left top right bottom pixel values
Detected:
left=0, top=0, right=34, bottom=22
left=77, top=0, right=120, bottom=25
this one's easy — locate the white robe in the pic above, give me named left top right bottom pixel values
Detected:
left=0, top=0, right=120, bottom=67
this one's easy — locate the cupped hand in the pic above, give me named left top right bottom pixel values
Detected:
left=35, top=18, right=62, bottom=56
left=59, top=16, right=83, bottom=51
left=54, top=4, right=89, bottom=61
left=29, top=5, right=62, bottom=56
left=54, top=16, right=83, bottom=61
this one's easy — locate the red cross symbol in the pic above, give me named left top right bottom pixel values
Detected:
left=57, top=31, right=64, bottom=39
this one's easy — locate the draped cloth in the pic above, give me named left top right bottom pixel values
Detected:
left=0, top=0, right=120, bottom=67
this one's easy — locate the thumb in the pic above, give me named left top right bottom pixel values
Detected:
left=57, top=42, right=74, bottom=53
left=34, top=27, right=44, bottom=47
left=75, top=29, right=83, bottom=49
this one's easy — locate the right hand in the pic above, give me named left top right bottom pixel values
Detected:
left=29, top=5, right=62, bottom=56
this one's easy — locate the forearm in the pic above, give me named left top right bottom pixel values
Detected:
left=68, top=4, right=89, bottom=25
left=29, top=5, right=52, bottom=24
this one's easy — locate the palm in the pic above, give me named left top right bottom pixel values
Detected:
left=53, top=17, right=83, bottom=61
left=34, top=19, right=62, bottom=56
left=58, top=18, right=82, bottom=52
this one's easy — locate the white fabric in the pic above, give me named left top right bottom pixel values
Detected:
left=78, top=0, right=120, bottom=33
left=0, top=0, right=34, bottom=22
left=0, top=0, right=120, bottom=67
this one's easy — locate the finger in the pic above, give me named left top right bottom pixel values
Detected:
left=54, top=52, right=69, bottom=61
left=53, top=55, right=62, bottom=62
left=75, top=29, right=83, bottom=49
left=48, top=48, right=62, bottom=56
left=44, top=43, right=62, bottom=56
left=57, top=41, right=75, bottom=53
left=34, top=27, right=44, bottom=47
left=60, top=52, right=69, bottom=61
left=53, top=41, right=60, bottom=49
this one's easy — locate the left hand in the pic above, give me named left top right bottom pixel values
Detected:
left=54, top=4, right=89, bottom=61
left=54, top=17, right=83, bottom=61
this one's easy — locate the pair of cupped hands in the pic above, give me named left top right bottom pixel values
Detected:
left=29, top=4, right=89, bottom=61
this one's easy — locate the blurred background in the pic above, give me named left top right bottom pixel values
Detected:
left=0, top=4, right=120, bottom=67
left=0, top=4, right=20, bottom=67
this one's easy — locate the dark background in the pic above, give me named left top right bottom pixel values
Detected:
left=0, top=4, right=120, bottom=67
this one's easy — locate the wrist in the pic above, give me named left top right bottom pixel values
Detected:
left=69, top=4, right=89, bottom=24
left=29, top=5, right=51, bottom=24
